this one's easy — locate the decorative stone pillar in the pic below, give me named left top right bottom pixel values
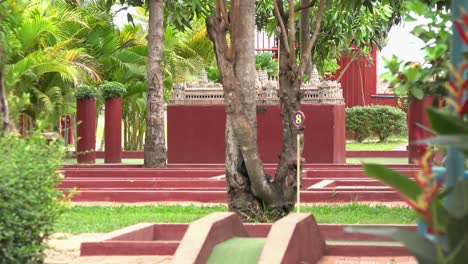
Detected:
left=76, top=98, right=96, bottom=164
left=104, top=97, right=123, bottom=163
left=407, top=97, right=434, bottom=163
left=100, top=82, right=126, bottom=164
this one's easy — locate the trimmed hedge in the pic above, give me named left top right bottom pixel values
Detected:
left=73, top=84, right=99, bottom=100
left=99, top=81, right=127, bottom=100
left=346, top=105, right=407, bottom=142
left=0, top=135, right=66, bottom=263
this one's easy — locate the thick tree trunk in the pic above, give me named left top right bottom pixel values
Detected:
left=0, top=46, right=11, bottom=133
left=208, top=0, right=299, bottom=221
left=144, top=0, right=167, bottom=168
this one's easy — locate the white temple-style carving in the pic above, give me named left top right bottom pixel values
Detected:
left=170, top=70, right=344, bottom=105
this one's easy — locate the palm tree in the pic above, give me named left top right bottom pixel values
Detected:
left=3, top=0, right=100, bottom=131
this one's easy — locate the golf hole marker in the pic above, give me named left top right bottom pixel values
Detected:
left=293, top=111, right=305, bottom=213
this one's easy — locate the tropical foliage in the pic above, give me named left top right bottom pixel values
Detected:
left=348, top=7, right=468, bottom=263
left=381, top=0, right=451, bottom=100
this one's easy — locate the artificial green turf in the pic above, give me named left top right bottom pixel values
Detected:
left=206, top=238, right=265, bottom=264
left=54, top=204, right=417, bottom=233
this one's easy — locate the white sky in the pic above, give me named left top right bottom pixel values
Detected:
left=377, top=17, right=432, bottom=75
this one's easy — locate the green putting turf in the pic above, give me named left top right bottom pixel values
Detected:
left=206, top=237, right=266, bottom=264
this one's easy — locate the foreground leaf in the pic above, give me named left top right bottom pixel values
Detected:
left=426, top=108, right=468, bottom=135
left=345, top=226, right=437, bottom=264
left=363, top=164, right=423, bottom=202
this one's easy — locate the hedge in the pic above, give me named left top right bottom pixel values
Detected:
left=0, top=134, right=67, bottom=263
left=346, top=105, right=407, bottom=142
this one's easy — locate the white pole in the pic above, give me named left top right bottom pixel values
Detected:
left=296, top=133, right=300, bottom=213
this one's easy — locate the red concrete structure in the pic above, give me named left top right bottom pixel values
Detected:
left=80, top=215, right=413, bottom=258
left=259, top=213, right=325, bottom=263
left=76, top=99, right=96, bottom=164
left=335, top=49, right=400, bottom=108
left=104, top=97, right=123, bottom=163
left=173, top=212, right=248, bottom=263
left=407, top=97, right=434, bottom=163
left=335, top=49, right=378, bottom=107
left=59, top=164, right=418, bottom=203
left=167, top=105, right=345, bottom=164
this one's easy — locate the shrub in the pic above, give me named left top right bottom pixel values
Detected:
left=73, top=84, right=99, bottom=100
left=99, top=81, right=127, bottom=100
left=346, top=106, right=373, bottom=142
left=368, top=105, right=407, bottom=142
left=0, top=134, right=66, bottom=263
left=346, top=105, right=407, bottom=142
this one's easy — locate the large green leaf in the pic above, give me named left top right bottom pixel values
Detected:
left=345, top=226, right=437, bottom=264
left=446, top=180, right=468, bottom=219
left=426, top=108, right=468, bottom=135
left=417, top=135, right=468, bottom=156
left=364, top=164, right=423, bottom=202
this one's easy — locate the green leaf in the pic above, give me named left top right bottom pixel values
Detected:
left=446, top=180, right=468, bottom=219
left=417, top=135, right=468, bottom=150
left=426, top=108, right=468, bottom=135
left=411, top=88, right=425, bottom=100
left=345, top=226, right=437, bottom=264
left=363, top=164, right=423, bottom=202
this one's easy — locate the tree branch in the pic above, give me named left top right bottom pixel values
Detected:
left=288, top=0, right=295, bottom=65
left=294, top=0, right=316, bottom=14
left=273, top=0, right=290, bottom=54
left=298, top=0, right=326, bottom=77
left=228, top=0, right=240, bottom=62
left=217, top=0, right=230, bottom=31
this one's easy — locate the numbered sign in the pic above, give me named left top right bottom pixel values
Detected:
left=293, top=111, right=305, bottom=129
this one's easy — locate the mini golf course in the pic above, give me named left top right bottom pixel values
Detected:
left=79, top=212, right=415, bottom=263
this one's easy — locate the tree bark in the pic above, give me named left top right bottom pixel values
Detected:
left=208, top=0, right=300, bottom=221
left=300, top=0, right=312, bottom=80
left=0, top=45, right=11, bottom=133
left=144, top=0, right=167, bottom=168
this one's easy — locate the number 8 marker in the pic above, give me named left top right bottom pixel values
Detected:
left=293, top=111, right=305, bottom=129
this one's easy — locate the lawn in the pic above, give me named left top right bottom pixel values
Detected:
left=54, top=204, right=417, bottom=233
left=346, top=136, right=407, bottom=151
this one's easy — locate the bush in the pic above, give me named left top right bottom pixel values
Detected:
left=346, top=105, right=407, bottom=142
left=99, top=81, right=127, bottom=100
left=346, top=106, right=373, bottom=142
left=0, top=134, right=66, bottom=263
left=73, top=84, right=99, bottom=100
left=368, top=105, right=407, bottom=142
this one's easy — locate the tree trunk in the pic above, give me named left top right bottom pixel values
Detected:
left=144, top=0, right=167, bottom=168
left=0, top=45, right=11, bottom=133
left=208, top=0, right=299, bottom=221
left=300, top=0, right=312, bottom=80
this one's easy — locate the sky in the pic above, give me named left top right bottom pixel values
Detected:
left=377, top=17, right=431, bottom=75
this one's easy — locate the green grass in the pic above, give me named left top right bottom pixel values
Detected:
left=62, top=158, right=144, bottom=165
left=54, top=204, right=417, bottom=233
left=346, top=157, right=408, bottom=164
left=346, top=136, right=407, bottom=151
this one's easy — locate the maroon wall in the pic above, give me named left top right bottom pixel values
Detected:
left=335, top=49, right=377, bottom=107
left=76, top=99, right=96, bottom=164
left=407, top=97, right=434, bottom=163
left=104, top=98, right=123, bottom=163
left=167, top=105, right=345, bottom=164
